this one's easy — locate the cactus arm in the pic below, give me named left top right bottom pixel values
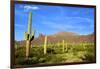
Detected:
left=32, top=29, right=35, bottom=35
left=24, top=32, right=29, bottom=40
left=30, top=30, right=35, bottom=41
left=24, top=32, right=27, bottom=40
left=30, top=35, right=34, bottom=42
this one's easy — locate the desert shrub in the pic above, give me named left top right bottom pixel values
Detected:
left=15, top=47, right=26, bottom=58
left=44, top=54, right=67, bottom=64
left=84, top=51, right=95, bottom=62
left=15, top=57, right=40, bottom=65
left=76, top=51, right=86, bottom=60
left=38, top=57, right=46, bottom=63
left=15, top=57, right=25, bottom=65
left=15, top=42, right=95, bottom=65
left=29, top=46, right=44, bottom=57
left=72, top=45, right=85, bottom=52
left=47, top=47, right=54, bottom=54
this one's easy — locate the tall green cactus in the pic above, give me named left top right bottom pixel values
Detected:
left=66, top=42, right=67, bottom=52
left=24, top=11, right=35, bottom=59
left=44, top=36, right=47, bottom=54
left=62, top=40, right=65, bottom=53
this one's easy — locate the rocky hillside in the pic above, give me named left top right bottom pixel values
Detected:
left=16, top=32, right=95, bottom=46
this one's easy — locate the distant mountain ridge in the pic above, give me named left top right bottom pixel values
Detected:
left=16, top=32, right=95, bottom=46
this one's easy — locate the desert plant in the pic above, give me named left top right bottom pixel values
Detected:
left=44, top=36, right=47, bottom=54
left=24, top=11, right=35, bottom=59
left=62, top=40, right=65, bottom=53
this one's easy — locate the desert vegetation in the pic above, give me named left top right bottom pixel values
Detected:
left=15, top=42, right=95, bottom=65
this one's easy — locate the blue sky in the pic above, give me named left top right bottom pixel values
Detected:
left=15, top=4, right=94, bottom=41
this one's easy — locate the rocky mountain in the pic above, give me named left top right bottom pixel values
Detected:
left=16, top=32, right=95, bottom=46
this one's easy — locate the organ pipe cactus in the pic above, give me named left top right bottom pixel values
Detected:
left=24, top=11, right=35, bottom=59
left=44, top=36, right=47, bottom=54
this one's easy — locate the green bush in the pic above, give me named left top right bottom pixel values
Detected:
left=15, top=43, right=95, bottom=65
left=15, top=47, right=26, bottom=58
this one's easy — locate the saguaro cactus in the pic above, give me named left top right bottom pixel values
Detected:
left=24, top=11, right=35, bottom=59
left=66, top=42, right=67, bottom=52
left=44, top=36, right=47, bottom=54
left=62, top=40, right=65, bottom=53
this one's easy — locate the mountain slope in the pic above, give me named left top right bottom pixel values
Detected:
left=16, top=32, right=95, bottom=46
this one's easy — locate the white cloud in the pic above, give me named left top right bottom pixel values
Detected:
left=24, top=5, right=39, bottom=10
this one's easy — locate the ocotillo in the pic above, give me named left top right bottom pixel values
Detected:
left=24, top=11, right=35, bottom=59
